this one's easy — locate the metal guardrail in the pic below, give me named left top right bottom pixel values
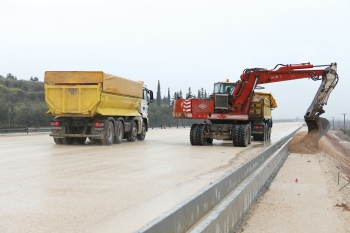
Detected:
left=0, top=127, right=51, bottom=135
left=137, top=126, right=302, bottom=233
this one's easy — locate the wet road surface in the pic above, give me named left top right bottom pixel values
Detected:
left=0, top=122, right=302, bottom=233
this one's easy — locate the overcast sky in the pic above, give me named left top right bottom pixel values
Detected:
left=1, top=0, right=349, bottom=120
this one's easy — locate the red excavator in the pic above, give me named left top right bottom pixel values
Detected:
left=173, top=62, right=338, bottom=147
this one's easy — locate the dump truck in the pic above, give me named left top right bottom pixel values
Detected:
left=44, top=71, right=153, bottom=145
left=173, top=62, right=338, bottom=147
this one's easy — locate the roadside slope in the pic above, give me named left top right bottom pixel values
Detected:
left=237, top=127, right=350, bottom=233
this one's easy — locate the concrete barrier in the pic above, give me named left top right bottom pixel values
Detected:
left=136, top=126, right=301, bottom=233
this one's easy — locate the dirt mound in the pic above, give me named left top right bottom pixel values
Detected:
left=289, top=130, right=320, bottom=154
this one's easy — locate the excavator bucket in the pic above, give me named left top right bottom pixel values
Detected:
left=305, top=117, right=330, bottom=139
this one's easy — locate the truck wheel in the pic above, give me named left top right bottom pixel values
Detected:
left=137, top=121, right=146, bottom=141
left=232, top=124, right=240, bottom=147
left=196, top=124, right=207, bottom=146
left=114, top=120, right=124, bottom=144
left=127, top=121, right=137, bottom=142
left=75, top=137, right=87, bottom=144
left=190, top=124, right=198, bottom=145
left=239, top=124, right=249, bottom=147
left=248, top=124, right=251, bottom=144
left=97, top=121, right=114, bottom=146
left=54, top=138, right=62, bottom=144
left=61, top=137, right=73, bottom=145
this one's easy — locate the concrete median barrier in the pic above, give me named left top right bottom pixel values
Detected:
left=137, top=126, right=301, bottom=233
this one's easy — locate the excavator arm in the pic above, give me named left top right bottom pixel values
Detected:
left=231, top=62, right=338, bottom=139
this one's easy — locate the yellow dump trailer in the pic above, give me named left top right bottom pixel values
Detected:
left=249, top=92, right=277, bottom=141
left=44, top=71, right=153, bottom=146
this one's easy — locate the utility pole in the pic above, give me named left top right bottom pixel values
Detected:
left=332, top=117, right=335, bottom=130
left=342, top=113, right=347, bottom=132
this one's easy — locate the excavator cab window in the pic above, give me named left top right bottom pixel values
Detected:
left=214, top=83, right=235, bottom=94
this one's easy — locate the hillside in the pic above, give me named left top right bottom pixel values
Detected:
left=0, top=77, right=52, bottom=128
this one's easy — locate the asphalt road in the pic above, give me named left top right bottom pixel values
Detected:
left=0, top=122, right=302, bottom=233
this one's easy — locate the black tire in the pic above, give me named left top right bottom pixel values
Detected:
left=96, top=121, right=114, bottom=146
left=127, top=121, right=137, bottom=142
left=196, top=124, right=207, bottom=146
left=53, top=138, right=62, bottom=145
left=75, top=137, right=87, bottom=144
left=248, top=124, right=251, bottom=144
left=232, top=124, right=240, bottom=147
left=190, top=124, right=198, bottom=145
left=114, top=120, right=124, bottom=144
left=137, top=121, right=146, bottom=141
left=238, top=124, right=249, bottom=147
left=61, top=137, right=73, bottom=145
left=206, top=138, right=213, bottom=144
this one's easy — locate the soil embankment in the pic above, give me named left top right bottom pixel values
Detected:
left=289, top=130, right=320, bottom=154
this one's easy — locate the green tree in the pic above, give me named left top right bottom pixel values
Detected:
left=156, top=80, right=161, bottom=106
left=186, top=87, right=193, bottom=99
left=167, top=88, right=171, bottom=105
left=6, top=73, right=16, bottom=80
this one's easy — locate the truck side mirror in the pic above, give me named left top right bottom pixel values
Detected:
left=149, top=91, right=154, bottom=103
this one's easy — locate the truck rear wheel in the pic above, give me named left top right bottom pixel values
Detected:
left=190, top=124, right=198, bottom=145
left=248, top=124, right=251, bottom=144
left=137, top=121, right=146, bottom=141
left=127, top=121, right=137, bottom=142
left=114, top=120, right=124, bottom=144
left=61, top=137, right=73, bottom=145
left=75, top=137, right=87, bottom=144
left=196, top=124, right=207, bottom=146
left=54, top=138, right=62, bottom=144
left=97, top=121, right=114, bottom=146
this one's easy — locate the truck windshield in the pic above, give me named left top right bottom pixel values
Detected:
left=214, top=83, right=235, bottom=94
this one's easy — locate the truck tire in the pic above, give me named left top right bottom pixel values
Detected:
left=137, top=121, right=146, bottom=141
left=196, top=124, right=207, bottom=146
left=248, top=124, right=251, bottom=144
left=190, top=124, right=198, bottom=145
left=127, top=121, right=137, bottom=142
left=54, top=138, right=62, bottom=144
left=97, top=121, right=114, bottom=146
left=239, top=124, right=249, bottom=147
left=114, top=120, right=124, bottom=144
left=75, top=137, right=87, bottom=144
left=232, top=124, right=240, bottom=147
left=61, top=137, right=74, bottom=145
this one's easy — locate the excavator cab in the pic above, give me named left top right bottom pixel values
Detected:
left=213, top=82, right=236, bottom=95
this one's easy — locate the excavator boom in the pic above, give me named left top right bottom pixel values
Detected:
left=304, top=63, right=338, bottom=138
left=232, top=62, right=338, bottom=139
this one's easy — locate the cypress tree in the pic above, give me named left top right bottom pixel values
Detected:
left=157, top=80, right=161, bottom=106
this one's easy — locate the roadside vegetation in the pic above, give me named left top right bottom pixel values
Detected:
left=336, top=129, right=350, bottom=142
